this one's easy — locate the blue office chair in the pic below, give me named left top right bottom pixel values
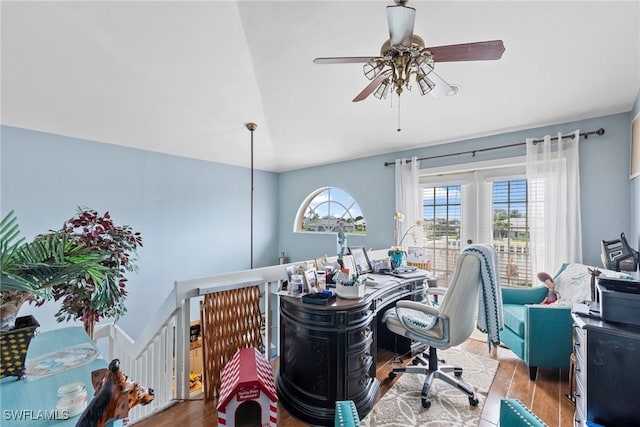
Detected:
left=383, top=245, right=499, bottom=409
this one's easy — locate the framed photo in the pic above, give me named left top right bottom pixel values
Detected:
left=348, top=246, right=372, bottom=274
left=314, top=256, right=331, bottom=271
left=631, top=113, right=640, bottom=179
left=340, top=255, right=357, bottom=276
left=371, top=258, right=390, bottom=274
left=302, top=269, right=317, bottom=292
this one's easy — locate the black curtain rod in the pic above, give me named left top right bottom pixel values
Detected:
left=383, top=127, right=606, bottom=167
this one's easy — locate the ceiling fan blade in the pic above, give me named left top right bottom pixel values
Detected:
left=387, top=4, right=415, bottom=48
left=427, top=40, right=506, bottom=62
left=353, top=71, right=392, bottom=102
left=313, top=56, right=379, bottom=65
left=424, top=67, right=459, bottom=97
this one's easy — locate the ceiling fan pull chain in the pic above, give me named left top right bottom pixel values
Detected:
left=397, top=94, right=402, bottom=132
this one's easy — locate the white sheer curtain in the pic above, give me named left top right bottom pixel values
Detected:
left=395, top=157, right=423, bottom=248
left=526, top=130, right=582, bottom=279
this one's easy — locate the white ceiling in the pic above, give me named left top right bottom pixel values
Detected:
left=2, top=1, right=639, bottom=172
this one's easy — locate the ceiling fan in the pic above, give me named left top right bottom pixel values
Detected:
left=313, top=0, right=505, bottom=103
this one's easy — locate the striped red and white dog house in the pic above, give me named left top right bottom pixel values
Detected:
left=217, top=347, right=277, bottom=427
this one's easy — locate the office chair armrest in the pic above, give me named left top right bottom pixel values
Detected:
left=426, top=287, right=447, bottom=295
left=395, top=299, right=440, bottom=317
left=394, top=300, right=450, bottom=343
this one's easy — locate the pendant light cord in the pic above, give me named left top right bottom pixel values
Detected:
left=246, top=122, right=257, bottom=269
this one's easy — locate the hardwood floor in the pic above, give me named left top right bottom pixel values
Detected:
left=133, top=338, right=575, bottom=426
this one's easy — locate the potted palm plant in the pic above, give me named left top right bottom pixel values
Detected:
left=0, top=210, right=107, bottom=378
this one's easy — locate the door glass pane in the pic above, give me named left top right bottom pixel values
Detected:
left=492, top=179, right=531, bottom=286
left=422, top=185, right=461, bottom=285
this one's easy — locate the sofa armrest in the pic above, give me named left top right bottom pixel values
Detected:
left=501, top=285, right=548, bottom=305
left=335, top=400, right=361, bottom=427
left=524, top=304, right=574, bottom=368
left=500, top=399, right=547, bottom=426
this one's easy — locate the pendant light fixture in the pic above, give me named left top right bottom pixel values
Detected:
left=246, top=122, right=257, bottom=269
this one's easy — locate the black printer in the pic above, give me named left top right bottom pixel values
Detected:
left=596, top=276, right=640, bottom=327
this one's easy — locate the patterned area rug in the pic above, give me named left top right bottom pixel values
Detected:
left=469, top=328, right=488, bottom=343
left=361, top=347, right=499, bottom=427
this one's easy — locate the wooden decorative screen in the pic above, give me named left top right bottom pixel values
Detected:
left=200, top=285, right=264, bottom=401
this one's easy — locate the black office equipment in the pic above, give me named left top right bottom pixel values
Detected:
left=597, top=277, right=640, bottom=326
left=600, top=233, right=639, bottom=272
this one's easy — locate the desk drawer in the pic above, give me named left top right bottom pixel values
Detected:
left=347, top=324, right=373, bottom=347
left=574, top=378, right=586, bottom=425
left=573, top=326, right=586, bottom=364
left=346, top=364, right=375, bottom=398
left=371, top=280, right=425, bottom=311
left=346, top=345, right=374, bottom=373
left=281, top=300, right=337, bottom=327
left=574, top=357, right=585, bottom=392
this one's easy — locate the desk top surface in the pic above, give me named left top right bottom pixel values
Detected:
left=282, top=274, right=426, bottom=311
left=0, top=326, right=107, bottom=426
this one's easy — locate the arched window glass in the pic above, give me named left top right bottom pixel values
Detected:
left=296, top=187, right=366, bottom=234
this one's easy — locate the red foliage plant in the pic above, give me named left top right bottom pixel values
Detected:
left=46, top=208, right=142, bottom=337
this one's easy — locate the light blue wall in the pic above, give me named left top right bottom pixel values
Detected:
left=2, top=110, right=635, bottom=337
left=631, top=90, right=640, bottom=256
left=278, top=113, right=631, bottom=268
left=0, top=126, right=279, bottom=337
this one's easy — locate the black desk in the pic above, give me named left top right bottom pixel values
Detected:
left=572, top=312, right=640, bottom=427
left=276, top=276, right=426, bottom=426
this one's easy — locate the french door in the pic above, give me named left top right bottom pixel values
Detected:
left=419, top=163, right=531, bottom=287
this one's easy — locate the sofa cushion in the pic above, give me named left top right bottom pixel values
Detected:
left=502, top=303, right=525, bottom=336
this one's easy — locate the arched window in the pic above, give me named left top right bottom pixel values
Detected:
left=296, top=187, right=366, bottom=234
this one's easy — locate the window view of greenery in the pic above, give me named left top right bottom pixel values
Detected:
left=420, top=179, right=531, bottom=287
left=299, top=188, right=366, bottom=234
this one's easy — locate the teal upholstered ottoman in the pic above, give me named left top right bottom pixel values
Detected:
left=335, top=400, right=360, bottom=427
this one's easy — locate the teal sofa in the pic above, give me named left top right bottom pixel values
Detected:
left=500, top=262, right=633, bottom=380
left=500, top=280, right=573, bottom=380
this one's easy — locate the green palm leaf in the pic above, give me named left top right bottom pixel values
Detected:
left=1, top=211, right=107, bottom=296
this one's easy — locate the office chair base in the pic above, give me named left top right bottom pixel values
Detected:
left=388, top=347, right=479, bottom=410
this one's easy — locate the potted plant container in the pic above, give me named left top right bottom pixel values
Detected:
left=0, top=314, right=40, bottom=379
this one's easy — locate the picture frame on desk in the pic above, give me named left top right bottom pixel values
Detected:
left=314, top=255, right=332, bottom=271
left=348, top=246, right=371, bottom=274
left=340, top=255, right=357, bottom=276
left=371, top=258, right=390, bottom=274
left=302, top=269, right=317, bottom=292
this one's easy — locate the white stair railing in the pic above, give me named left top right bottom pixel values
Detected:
left=92, top=263, right=291, bottom=424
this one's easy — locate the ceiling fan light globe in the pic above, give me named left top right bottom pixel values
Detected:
left=416, top=75, right=435, bottom=95
left=418, top=61, right=434, bottom=77
left=373, top=81, right=390, bottom=100
left=431, top=83, right=459, bottom=98
left=363, top=60, right=385, bottom=80
left=447, top=85, right=460, bottom=96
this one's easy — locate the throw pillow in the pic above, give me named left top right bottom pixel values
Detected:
left=553, top=263, right=633, bottom=304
